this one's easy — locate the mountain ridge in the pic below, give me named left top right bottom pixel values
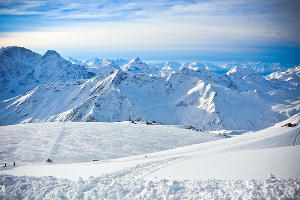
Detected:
left=0, top=47, right=299, bottom=131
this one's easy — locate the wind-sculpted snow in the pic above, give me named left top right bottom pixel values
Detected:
left=1, top=174, right=299, bottom=200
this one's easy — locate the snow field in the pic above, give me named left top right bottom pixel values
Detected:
left=0, top=114, right=299, bottom=199
left=0, top=121, right=222, bottom=165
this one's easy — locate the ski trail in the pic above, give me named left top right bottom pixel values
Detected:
left=134, top=127, right=300, bottom=180
left=101, top=157, right=182, bottom=182
left=49, top=123, right=66, bottom=161
left=292, top=129, right=300, bottom=146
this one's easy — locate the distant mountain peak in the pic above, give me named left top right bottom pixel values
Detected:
left=226, top=65, right=256, bottom=77
left=43, top=50, right=61, bottom=58
left=130, top=57, right=142, bottom=63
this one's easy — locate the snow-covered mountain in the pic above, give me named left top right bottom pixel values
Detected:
left=121, top=57, right=159, bottom=75
left=0, top=47, right=299, bottom=131
left=226, top=62, right=289, bottom=75
left=179, top=62, right=227, bottom=74
left=84, top=59, right=119, bottom=77
left=0, top=46, right=41, bottom=100
left=0, top=47, right=94, bottom=100
left=34, top=50, right=94, bottom=83
left=150, top=61, right=288, bottom=75
left=69, top=56, right=291, bottom=75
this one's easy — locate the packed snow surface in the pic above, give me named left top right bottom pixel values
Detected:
left=1, top=114, right=300, bottom=199
left=0, top=121, right=221, bottom=165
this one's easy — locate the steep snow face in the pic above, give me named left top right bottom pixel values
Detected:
left=0, top=72, right=139, bottom=125
left=163, top=67, right=283, bottom=130
left=34, top=50, right=94, bottom=84
left=0, top=47, right=41, bottom=100
left=0, top=47, right=95, bottom=100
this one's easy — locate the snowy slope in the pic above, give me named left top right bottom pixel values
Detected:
left=0, top=72, right=140, bottom=125
left=0, top=47, right=299, bottom=131
left=0, top=46, right=41, bottom=100
left=0, top=115, right=299, bottom=199
left=0, top=47, right=94, bottom=100
left=33, top=50, right=94, bottom=84
left=1, top=64, right=299, bottom=131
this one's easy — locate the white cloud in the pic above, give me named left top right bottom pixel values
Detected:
left=0, top=0, right=299, bottom=51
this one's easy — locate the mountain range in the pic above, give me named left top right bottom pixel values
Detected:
left=0, top=46, right=299, bottom=131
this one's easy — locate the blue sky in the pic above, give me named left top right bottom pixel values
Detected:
left=0, top=0, right=299, bottom=63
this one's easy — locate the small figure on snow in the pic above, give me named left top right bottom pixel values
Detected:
left=13, top=162, right=16, bottom=166
left=3, top=163, right=7, bottom=167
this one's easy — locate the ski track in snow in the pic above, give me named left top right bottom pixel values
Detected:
left=293, top=130, right=300, bottom=146
left=49, top=123, right=66, bottom=161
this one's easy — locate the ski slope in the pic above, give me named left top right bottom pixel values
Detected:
left=0, top=121, right=222, bottom=165
left=0, top=115, right=300, bottom=199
